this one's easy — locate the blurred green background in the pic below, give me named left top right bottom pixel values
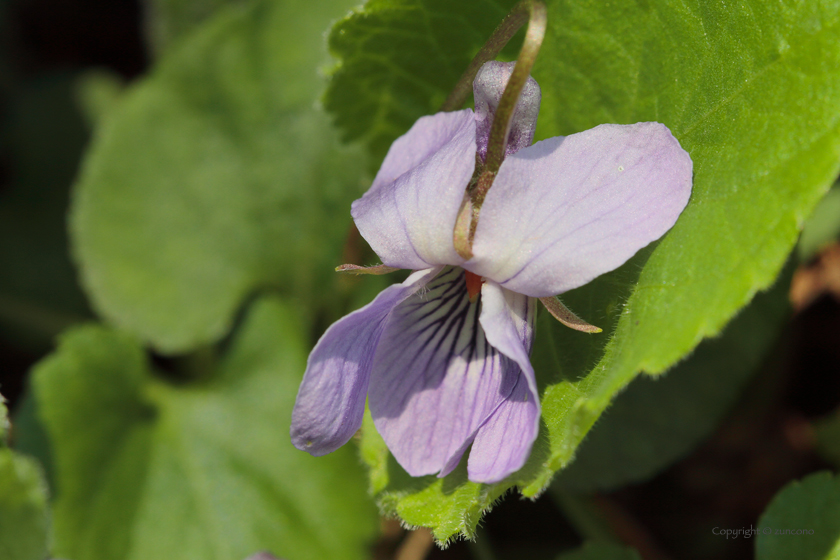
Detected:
left=2, top=1, right=840, bottom=559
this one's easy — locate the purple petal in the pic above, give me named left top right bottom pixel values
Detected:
left=367, top=267, right=522, bottom=477
left=468, top=282, right=540, bottom=483
left=468, top=372, right=538, bottom=483
left=469, top=122, right=693, bottom=296
left=352, top=111, right=475, bottom=270
left=291, top=267, right=440, bottom=456
left=473, top=61, right=541, bottom=161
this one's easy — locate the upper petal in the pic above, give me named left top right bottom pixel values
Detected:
left=468, top=282, right=540, bottom=483
left=352, top=110, right=475, bottom=270
left=468, top=122, right=693, bottom=296
left=291, top=267, right=439, bottom=456
left=473, top=61, right=541, bottom=161
left=367, top=267, right=521, bottom=477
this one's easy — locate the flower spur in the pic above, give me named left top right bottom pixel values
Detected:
left=290, top=61, right=692, bottom=483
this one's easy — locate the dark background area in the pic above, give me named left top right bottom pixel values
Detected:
left=0, top=0, right=145, bottom=405
left=1, top=2, right=839, bottom=559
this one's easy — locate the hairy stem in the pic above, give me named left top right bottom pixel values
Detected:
left=440, top=0, right=546, bottom=116
left=449, top=0, right=546, bottom=259
left=482, top=0, right=546, bottom=175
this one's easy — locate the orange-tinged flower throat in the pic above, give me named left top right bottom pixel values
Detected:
left=465, top=270, right=484, bottom=301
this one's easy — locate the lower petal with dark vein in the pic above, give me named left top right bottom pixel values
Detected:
left=368, top=267, right=527, bottom=477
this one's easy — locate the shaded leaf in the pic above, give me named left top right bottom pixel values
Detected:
left=556, top=542, right=641, bottom=560
left=1, top=398, right=7, bottom=441
left=31, top=298, right=377, bottom=560
left=0, top=450, right=50, bottom=560
left=756, top=471, right=840, bottom=560
left=71, top=0, right=368, bottom=353
left=798, top=182, right=840, bottom=261
left=9, top=391, right=55, bottom=490
left=143, top=0, right=245, bottom=55
left=74, top=69, right=126, bottom=129
left=555, top=265, right=791, bottom=493
left=0, top=395, right=50, bottom=560
left=813, top=412, right=840, bottom=469
left=789, top=242, right=840, bottom=311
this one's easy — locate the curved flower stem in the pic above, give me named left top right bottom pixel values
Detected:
left=481, top=1, right=546, bottom=175
left=440, top=0, right=546, bottom=117
left=451, top=0, right=547, bottom=259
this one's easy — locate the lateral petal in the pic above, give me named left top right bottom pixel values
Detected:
left=368, top=267, right=519, bottom=477
left=291, top=267, right=440, bottom=456
left=469, top=282, right=540, bottom=483
left=469, top=122, right=693, bottom=296
left=352, top=111, right=475, bottom=270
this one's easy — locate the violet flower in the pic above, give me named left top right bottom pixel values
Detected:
left=291, top=61, right=692, bottom=484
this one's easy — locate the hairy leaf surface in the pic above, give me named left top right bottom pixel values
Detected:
left=335, top=0, right=840, bottom=541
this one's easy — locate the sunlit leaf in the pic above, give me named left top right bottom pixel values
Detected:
left=335, top=0, right=840, bottom=541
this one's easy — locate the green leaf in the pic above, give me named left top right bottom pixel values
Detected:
left=332, top=0, right=840, bottom=541
left=10, top=391, right=55, bottom=491
left=1, top=397, right=7, bottom=442
left=756, top=471, right=840, bottom=560
left=555, top=265, right=791, bottom=493
left=0, top=450, right=50, bottom=560
left=74, top=69, right=126, bottom=129
left=31, top=297, right=378, bottom=560
left=812, top=412, right=840, bottom=469
left=143, top=0, right=244, bottom=56
left=556, top=542, right=641, bottom=560
left=325, top=0, right=519, bottom=160
left=798, top=181, right=840, bottom=261
left=0, top=395, right=50, bottom=560
left=71, top=0, right=368, bottom=353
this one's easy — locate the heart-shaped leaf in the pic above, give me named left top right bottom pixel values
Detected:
left=31, top=298, right=378, bottom=560
left=329, top=0, right=840, bottom=541
left=71, top=0, right=368, bottom=353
